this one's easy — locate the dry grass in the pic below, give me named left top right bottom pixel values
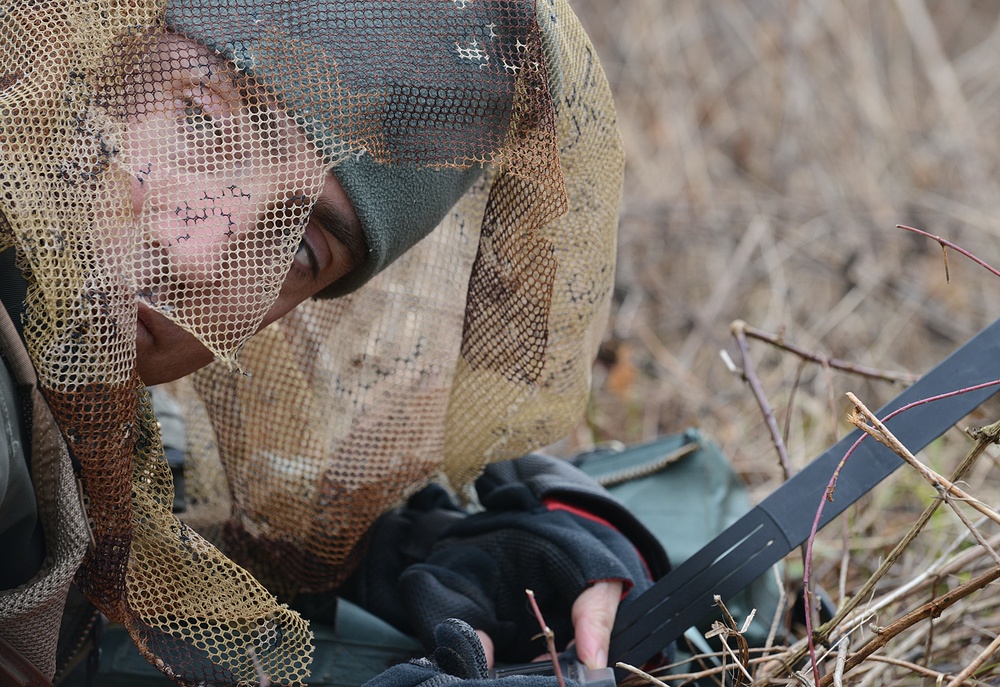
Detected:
left=570, top=1, right=1000, bottom=684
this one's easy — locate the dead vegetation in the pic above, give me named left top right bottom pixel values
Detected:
left=570, top=1, right=1000, bottom=684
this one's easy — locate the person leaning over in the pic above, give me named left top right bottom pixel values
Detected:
left=0, top=1, right=668, bottom=685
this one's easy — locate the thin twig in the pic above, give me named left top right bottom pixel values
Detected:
left=795, top=387, right=1000, bottom=683
left=932, top=483, right=1000, bottom=567
left=923, top=576, right=941, bottom=672
left=763, top=564, right=787, bottom=655
left=632, top=648, right=795, bottom=685
left=738, top=322, right=919, bottom=385
left=943, top=626, right=1000, bottom=686
left=716, top=634, right=753, bottom=686
left=731, top=320, right=794, bottom=479
left=832, top=636, right=849, bottom=687
left=850, top=424, right=994, bottom=548
left=714, top=594, right=738, bottom=630
left=705, top=597, right=751, bottom=687
left=815, top=565, right=1000, bottom=686
left=838, top=525, right=850, bottom=615
left=818, top=423, right=1000, bottom=644
left=526, top=589, right=565, bottom=687
left=772, top=491, right=993, bottom=683
left=615, top=662, right=671, bottom=687
left=847, top=392, right=1000, bottom=529
left=864, top=655, right=963, bottom=683
left=898, top=225, right=1000, bottom=280
left=866, top=653, right=997, bottom=686
left=782, top=359, right=806, bottom=450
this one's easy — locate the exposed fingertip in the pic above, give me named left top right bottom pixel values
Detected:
left=474, top=629, right=495, bottom=669
left=575, top=635, right=602, bottom=669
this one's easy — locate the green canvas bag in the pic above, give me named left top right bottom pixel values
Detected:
left=573, top=429, right=784, bottom=652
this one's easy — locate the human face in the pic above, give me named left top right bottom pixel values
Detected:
left=124, top=34, right=363, bottom=386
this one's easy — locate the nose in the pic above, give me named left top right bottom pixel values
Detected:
left=133, top=236, right=170, bottom=303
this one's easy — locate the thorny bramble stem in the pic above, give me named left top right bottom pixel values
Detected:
left=898, top=224, right=1000, bottom=280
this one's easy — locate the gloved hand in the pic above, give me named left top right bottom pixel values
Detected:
left=349, top=454, right=669, bottom=665
left=361, top=618, right=568, bottom=687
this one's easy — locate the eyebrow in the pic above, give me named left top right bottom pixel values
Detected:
left=310, top=193, right=366, bottom=272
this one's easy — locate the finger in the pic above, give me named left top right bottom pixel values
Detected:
left=474, top=628, right=495, bottom=668
left=571, top=580, right=624, bottom=669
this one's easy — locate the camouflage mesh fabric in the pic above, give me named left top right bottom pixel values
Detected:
left=0, top=309, right=90, bottom=682
left=0, top=1, right=622, bottom=684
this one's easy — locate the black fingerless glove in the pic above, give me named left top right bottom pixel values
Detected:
left=361, top=618, right=568, bottom=687
left=349, top=454, right=669, bottom=663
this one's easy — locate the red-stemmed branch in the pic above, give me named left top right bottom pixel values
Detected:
left=526, top=589, right=566, bottom=687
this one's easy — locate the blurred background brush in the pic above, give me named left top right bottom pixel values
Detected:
left=571, top=2, right=1000, bottom=684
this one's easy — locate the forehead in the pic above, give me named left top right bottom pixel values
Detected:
left=113, top=33, right=249, bottom=115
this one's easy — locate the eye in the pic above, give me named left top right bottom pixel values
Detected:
left=183, top=99, right=214, bottom=132
left=180, top=97, right=223, bottom=150
left=292, top=236, right=319, bottom=279
left=171, top=80, right=246, bottom=171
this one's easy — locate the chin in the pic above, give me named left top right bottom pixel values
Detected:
left=136, top=343, right=215, bottom=386
left=136, top=303, right=215, bottom=385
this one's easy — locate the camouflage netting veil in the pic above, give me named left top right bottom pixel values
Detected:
left=0, top=0, right=623, bottom=684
